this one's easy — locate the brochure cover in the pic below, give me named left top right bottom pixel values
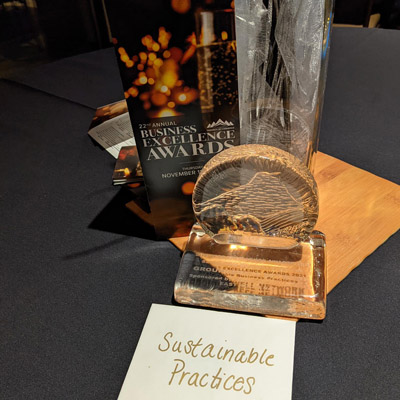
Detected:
left=112, top=146, right=143, bottom=185
left=105, top=0, right=240, bottom=237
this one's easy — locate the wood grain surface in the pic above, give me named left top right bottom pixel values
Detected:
left=170, top=152, right=400, bottom=294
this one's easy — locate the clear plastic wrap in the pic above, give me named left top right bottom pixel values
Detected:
left=235, top=0, right=333, bottom=167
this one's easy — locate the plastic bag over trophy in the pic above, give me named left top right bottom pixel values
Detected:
left=174, top=0, right=334, bottom=319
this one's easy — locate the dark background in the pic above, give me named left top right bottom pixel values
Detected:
left=1, top=0, right=400, bottom=78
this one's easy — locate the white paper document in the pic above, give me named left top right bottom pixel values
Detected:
left=118, top=304, right=296, bottom=400
left=88, top=112, right=135, bottom=158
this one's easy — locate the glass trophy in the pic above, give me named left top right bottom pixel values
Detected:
left=174, top=0, right=333, bottom=319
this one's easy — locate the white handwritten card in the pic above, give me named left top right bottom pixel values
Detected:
left=118, top=304, right=296, bottom=400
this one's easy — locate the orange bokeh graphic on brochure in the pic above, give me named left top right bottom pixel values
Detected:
left=117, top=27, right=198, bottom=118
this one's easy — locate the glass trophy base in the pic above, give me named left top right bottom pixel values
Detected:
left=174, top=224, right=327, bottom=320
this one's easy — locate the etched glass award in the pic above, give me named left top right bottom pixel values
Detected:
left=174, top=0, right=333, bottom=319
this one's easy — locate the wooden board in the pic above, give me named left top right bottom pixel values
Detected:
left=170, top=152, right=400, bottom=294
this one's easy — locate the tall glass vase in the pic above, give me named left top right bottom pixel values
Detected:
left=236, top=0, right=333, bottom=170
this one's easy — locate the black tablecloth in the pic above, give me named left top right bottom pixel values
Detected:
left=1, top=28, right=399, bottom=399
